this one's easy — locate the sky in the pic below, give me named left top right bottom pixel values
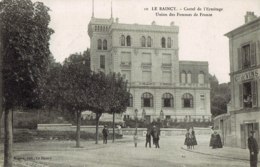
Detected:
left=33, top=0, right=260, bottom=83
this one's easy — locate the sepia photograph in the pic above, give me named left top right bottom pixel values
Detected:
left=0, top=0, right=260, bottom=166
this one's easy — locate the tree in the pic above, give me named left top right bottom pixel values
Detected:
left=209, top=74, right=231, bottom=117
left=60, top=55, right=93, bottom=147
left=106, top=73, right=129, bottom=142
left=0, top=0, right=53, bottom=166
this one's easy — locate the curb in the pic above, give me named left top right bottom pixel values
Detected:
left=181, top=146, right=251, bottom=162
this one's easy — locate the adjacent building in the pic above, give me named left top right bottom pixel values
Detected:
left=214, top=12, right=260, bottom=148
left=88, top=16, right=211, bottom=123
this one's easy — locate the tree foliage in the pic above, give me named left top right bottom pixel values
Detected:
left=1, top=0, right=53, bottom=110
left=209, top=74, right=231, bottom=117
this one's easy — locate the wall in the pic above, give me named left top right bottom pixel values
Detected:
left=37, top=124, right=212, bottom=136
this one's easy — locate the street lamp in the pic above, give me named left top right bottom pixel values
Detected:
left=135, top=109, right=138, bottom=133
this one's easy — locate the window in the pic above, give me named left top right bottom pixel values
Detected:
left=198, top=71, right=205, bottom=84
left=161, top=37, right=166, bottom=48
left=103, top=39, right=107, bottom=50
left=142, top=92, right=153, bottom=107
left=240, top=81, right=258, bottom=108
left=121, top=52, right=131, bottom=64
left=97, top=39, right=102, bottom=50
left=162, top=93, right=173, bottom=107
left=167, top=37, right=171, bottom=48
left=141, top=36, right=146, bottom=47
left=182, top=93, right=193, bottom=108
left=142, top=53, right=151, bottom=64
left=121, top=35, right=125, bottom=46
left=238, top=42, right=256, bottom=70
left=147, top=36, right=152, bottom=47
left=181, top=71, right=186, bottom=83
left=126, top=35, right=131, bottom=46
left=187, top=72, right=191, bottom=83
left=128, top=94, right=133, bottom=107
left=100, top=55, right=105, bottom=69
left=122, top=70, right=131, bottom=82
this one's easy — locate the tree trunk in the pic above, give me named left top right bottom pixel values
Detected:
left=0, top=8, right=4, bottom=150
left=4, top=109, right=13, bottom=167
left=95, top=113, right=101, bottom=144
left=112, top=112, right=115, bottom=143
left=76, top=111, right=81, bottom=148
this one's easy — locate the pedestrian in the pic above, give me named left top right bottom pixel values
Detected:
left=184, top=128, right=191, bottom=149
left=191, top=127, right=197, bottom=149
left=152, top=126, right=160, bottom=148
left=102, top=125, right=109, bottom=144
left=133, top=131, right=138, bottom=148
left=145, top=129, right=151, bottom=148
left=248, top=130, right=259, bottom=167
left=210, top=130, right=222, bottom=149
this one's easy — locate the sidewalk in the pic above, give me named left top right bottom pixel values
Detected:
left=181, top=135, right=257, bottom=162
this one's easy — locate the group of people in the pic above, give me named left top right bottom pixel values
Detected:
left=184, top=127, right=197, bottom=149
left=133, top=125, right=161, bottom=148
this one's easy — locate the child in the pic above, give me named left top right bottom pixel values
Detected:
left=133, top=132, right=138, bottom=147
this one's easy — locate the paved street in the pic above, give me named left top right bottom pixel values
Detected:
left=0, top=135, right=254, bottom=167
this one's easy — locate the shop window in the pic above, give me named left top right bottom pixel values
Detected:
left=182, top=93, right=193, bottom=108
left=142, top=92, right=153, bottom=107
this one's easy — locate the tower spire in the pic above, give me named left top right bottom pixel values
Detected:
left=92, top=0, right=94, bottom=18
left=111, top=0, right=113, bottom=18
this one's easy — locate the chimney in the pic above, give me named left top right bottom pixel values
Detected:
left=170, top=21, right=175, bottom=26
left=245, top=11, right=257, bottom=23
left=151, top=21, right=156, bottom=25
left=115, top=17, right=119, bottom=23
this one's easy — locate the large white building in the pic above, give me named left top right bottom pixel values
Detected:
left=88, top=16, right=211, bottom=123
left=214, top=12, right=260, bottom=148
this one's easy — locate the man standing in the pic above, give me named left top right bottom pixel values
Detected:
left=102, top=125, right=109, bottom=144
left=145, top=129, right=151, bottom=148
left=248, top=130, right=259, bottom=167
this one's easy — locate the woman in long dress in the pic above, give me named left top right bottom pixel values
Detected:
left=191, top=127, right=197, bottom=149
left=184, top=128, right=191, bottom=149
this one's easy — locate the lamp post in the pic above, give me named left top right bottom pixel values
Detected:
left=135, top=109, right=138, bottom=134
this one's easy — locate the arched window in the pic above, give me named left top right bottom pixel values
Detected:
left=182, top=93, right=193, bottom=108
left=142, top=92, right=153, bottom=107
left=162, top=93, right=173, bottom=107
left=147, top=36, right=152, bottom=47
left=103, top=39, right=107, bottom=50
left=97, top=39, right=102, bottom=50
left=167, top=37, right=171, bottom=48
left=126, top=35, right=131, bottom=46
left=187, top=71, right=191, bottom=83
left=128, top=94, right=133, bottom=107
left=161, top=37, right=166, bottom=48
left=181, top=71, right=186, bottom=83
left=198, top=71, right=205, bottom=84
left=141, top=36, right=146, bottom=47
left=121, top=35, right=125, bottom=46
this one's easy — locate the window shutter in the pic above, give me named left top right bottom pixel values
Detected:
left=251, top=80, right=258, bottom=107
left=237, top=48, right=242, bottom=70
left=239, top=84, right=243, bottom=108
left=250, top=42, right=256, bottom=67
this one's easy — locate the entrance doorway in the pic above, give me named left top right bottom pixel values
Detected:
left=240, top=122, right=259, bottom=149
